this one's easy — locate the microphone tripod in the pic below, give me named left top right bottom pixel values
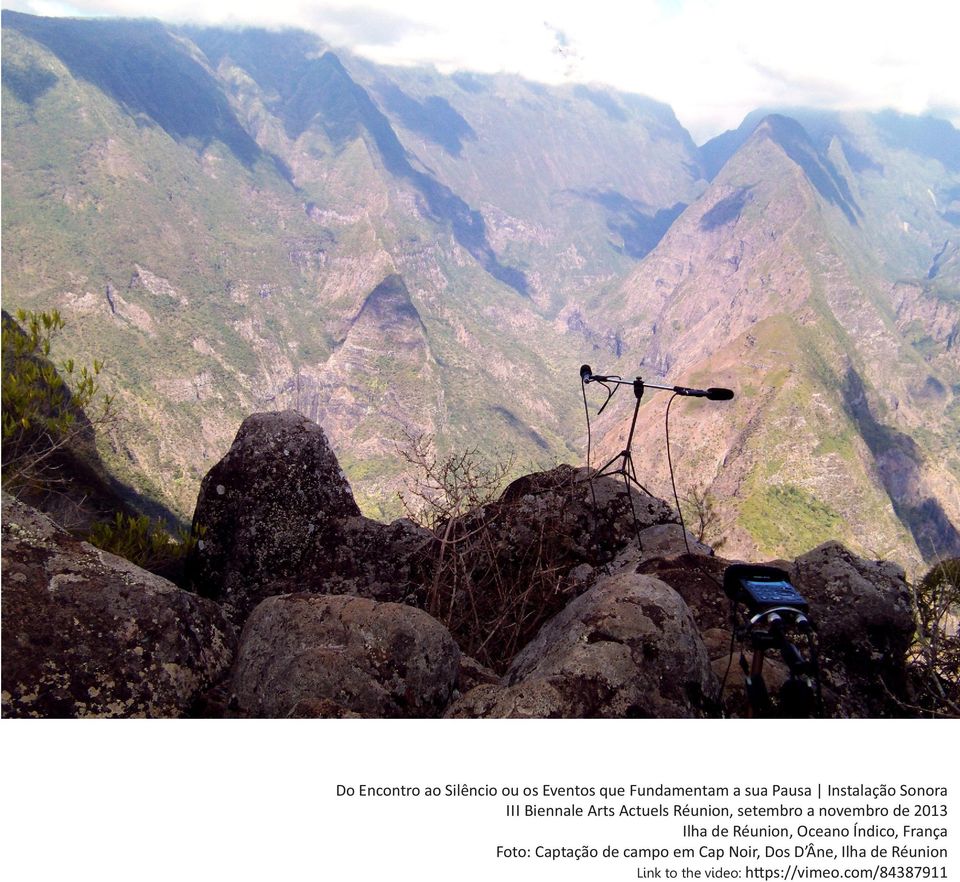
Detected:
left=593, top=376, right=654, bottom=548
left=580, top=364, right=734, bottom=552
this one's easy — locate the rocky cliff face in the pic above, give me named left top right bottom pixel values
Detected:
left=2, top=412, right=918, bottom=719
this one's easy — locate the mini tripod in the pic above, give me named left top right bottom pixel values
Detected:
left=740, top=608, right=820, bottom=718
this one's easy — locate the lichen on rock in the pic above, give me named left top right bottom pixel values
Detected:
left=1, top=494, right=235, bottom=718
left=185, top=411, right=430, bottom=623
left=231, top=593, right=460, bottom=718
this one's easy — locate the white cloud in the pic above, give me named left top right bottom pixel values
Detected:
left=4, top=0, right=958, bottom=140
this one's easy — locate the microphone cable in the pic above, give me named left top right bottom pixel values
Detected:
left=664, top=388, right=741, bottom=715
left=581, top=374, right=593, bottom=475
left=581, top=372, right=622, bottom=555
left=581, top=373, right=601, bottom=549
left=664, top=392, right=692, bottom=555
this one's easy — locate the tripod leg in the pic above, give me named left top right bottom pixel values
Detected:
left=621, top=470, right=644, bottom=550
left=595, top=451, right=627, bottom=478
left=746, top=649, right=771, bottom=718
left=624, top=456, right=656, bottom=498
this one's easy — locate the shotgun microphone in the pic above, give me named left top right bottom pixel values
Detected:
left=673, top=385, right=735, bottom=400
left=706, top=387, right=734, bottom=401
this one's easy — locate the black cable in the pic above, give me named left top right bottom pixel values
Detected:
left=581, top=376, right=601, bottom=557
left=596, top=378, right=618, bottom=414
left=581, top=377, right=592, bottom=473
left=717, top=600, right=738, bottom=717
left=664, top=392, right=691, bottom=555
left=807, top=629, right=824, bottom=717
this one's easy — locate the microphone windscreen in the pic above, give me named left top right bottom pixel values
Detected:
left=580, top=364, right=592, bottom=381
left=706, top=387, right=734, bottom=401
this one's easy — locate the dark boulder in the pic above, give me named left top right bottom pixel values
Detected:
left=495, top=465, right=676, bottom=567
left=790, top=541, right=914, bottom=716
left=186, top=411, right=429, bottom=622
left=2, top=495, right=235, bottom=718
left=446, top=570, right=716, bottom=718
left=230, top=593, right=460, bottom=718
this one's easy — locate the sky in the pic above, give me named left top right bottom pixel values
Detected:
left=4, top=0, right=959, bottom=143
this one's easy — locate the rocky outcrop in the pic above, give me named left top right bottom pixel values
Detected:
left=186, top=411, right=430, bottom=623
left=231, top=593, right=460, bottom=718
left=638, top=542, right=915, bottom=716
left=493, top=465, right=677, bottom=569
left=791, top=542, right=914, bottom=716
left=446, top=570, right=716, bottom=718
left=418, top=464, right=678, bottom=671
left=1, top=495, right=234, bottom=718
left=1, top=404, right=922, bottom=719
left=182, top=419, right=915, bottom=718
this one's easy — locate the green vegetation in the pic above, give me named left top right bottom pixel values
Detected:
left=87, top=511, right=202, bottom=579
left=812, top=428, right=856, bottom=462
left=739, top=483, right=843, bottom=558
left=1, top=308, right=112, bottom=490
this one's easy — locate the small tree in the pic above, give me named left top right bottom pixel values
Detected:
left=908, top=558, right=960, bottom=717
left=681, top=483, right=725, bottom=551
left=1, top=309, right=113, bottom=491
left=397, top=430, right=511, bottom=532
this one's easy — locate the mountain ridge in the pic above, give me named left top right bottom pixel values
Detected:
left=2, top=12, right=958, bottom=569
left=585, top=112, right=960, bottom=566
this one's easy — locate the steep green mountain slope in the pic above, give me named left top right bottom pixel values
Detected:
left=587, top=115, right=960, bottom=569
left=3, top=16, right=328, bottom=512
left=8, top=14, right=686, bottom=517
left=340, top=58, right=706, bottom=315
left=3, top=13, right=958, bottom=570
left=702, top=107, right=960, bottom=282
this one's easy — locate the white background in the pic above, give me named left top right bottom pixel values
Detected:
left=2, top=720, right=957, bottom=881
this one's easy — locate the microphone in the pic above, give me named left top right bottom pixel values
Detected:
left=706, top=387, right=734, bottom=401
left=672, top=385, right=734, bottom=400
left=580, top=365, right=733, bottom=400
left=580, top=364, right=613, bottom=383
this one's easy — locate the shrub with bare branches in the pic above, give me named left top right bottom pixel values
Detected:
left=396, top=430, right=512, bottom=531
left=907, top=558, right=960, bottom=716
left=681, top=483, right=725, bottom=551
left=397, top=432, right=672, bottom=672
